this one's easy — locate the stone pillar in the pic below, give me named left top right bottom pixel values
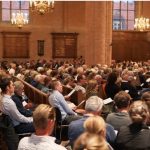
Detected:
left=62, top=2, right=69, bottom=32
left=84, top=1, right=112, bottom=65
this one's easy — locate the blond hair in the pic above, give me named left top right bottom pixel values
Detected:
left=74, top=132, right=109, bottom=150
left=33, top=104, right=55, bottom=130
left=84, top=116, right=106, bottom=137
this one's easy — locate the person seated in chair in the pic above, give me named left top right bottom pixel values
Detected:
left=68, top=96, right=116, bottom=148
left=115, top=101, right=150, bottom=150
left=18, top=104, right=66, bottom=150
left=106, top=91, right=132, bottom=131
left=0, top=78, right=34, bottom=134
left=48, top=80, right=81, bottom=125
left=11, top=81, right=32, bottom=117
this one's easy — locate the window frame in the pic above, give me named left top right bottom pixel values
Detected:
left=1, top=1, right=29, bottom=23
left=113, top=0, right=135, bottom=31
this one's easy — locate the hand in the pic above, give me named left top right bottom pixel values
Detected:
left=24, top=102, right=33, bottom=109
left=64, top=95, right=70, bottom=100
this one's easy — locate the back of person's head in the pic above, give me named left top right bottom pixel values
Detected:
left=77, top=67, right=84, bottom=75
left=107, top=72, right=117, bottom=84
left=129, top=100, right=149, bottom=124
left=33, top=104, right=55, bottom=130
left=114, top=91, right=131, bottom=109
left=77, top=74, right=85, bottom=83
left=86, top=80, right=98, bottom=91
left=0, top=78, right=12, bottom=94
left=84, top=116, right=106, bottom=137
left=85, top=96, right=104, bottom=113
left=74, top=132, right=109, bottom=150
left=141, top=91, right=150, bottom=109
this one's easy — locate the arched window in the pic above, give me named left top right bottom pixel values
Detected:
left=2, top=1, right=29, bottom=22
left=113, top=0, right=135, bottom=30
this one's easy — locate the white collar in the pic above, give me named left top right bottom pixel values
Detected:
left=31, top=134, right=56, bottom=142
left=3, top=94, right=11, bottom=99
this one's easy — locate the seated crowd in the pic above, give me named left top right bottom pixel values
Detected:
left=0, top=58, right=150, bottom=150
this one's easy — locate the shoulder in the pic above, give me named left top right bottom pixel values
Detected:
left=18, top=137, right=30, bottom=148
left=2, top=96, right=15, bottom=106
left=52, top=143, right=67, bottom=150
left=69, top=118, right=85, bottom=127
left=69, top=117, right=85, bottom=128
left=11, top=95, right=21, bottom=102
left=106, top=113, right=116, bottom=119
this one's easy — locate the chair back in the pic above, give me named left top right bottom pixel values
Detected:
left=54, top=107, right=62, bottom=125
left=0, top=114, right=19, bottom=150
left=54, top=107, right=69, bottom=142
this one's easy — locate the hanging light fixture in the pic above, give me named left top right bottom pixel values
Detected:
left=30, top=0, right=54, bottom=15
left=11, top=11, right=29, bottom=28
left=134, top=2, right=150, bottom=31
left=134, top=17, right=150, bottom=31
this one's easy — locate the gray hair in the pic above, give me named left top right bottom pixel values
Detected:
left=85, top=96, right=104, bottom=112
left=14, top=81, right=24, bottom=90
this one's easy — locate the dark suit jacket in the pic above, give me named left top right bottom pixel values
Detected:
left=68, top=115, right=116, bottom=146
left=121, top=81, right=139, bottom=100
left=115, top=123, right=150, bottom=150
left=11, top=93, right=32, bottom=117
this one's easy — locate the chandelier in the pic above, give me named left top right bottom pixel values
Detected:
left=30, top=0, right=54, bottom=15
left=134, top=17, right=150, bottom=31
left=11, top=11, right=29, bottom=28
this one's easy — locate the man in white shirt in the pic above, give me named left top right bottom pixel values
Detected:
left=0, top=78, right=34, bottom=134
left=18, top=104, right=66, bottom=150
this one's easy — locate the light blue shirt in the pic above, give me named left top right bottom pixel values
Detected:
left=18, top=134, right=67, bottom=150
left=1, top=94, right=33, bottom=126
left=48, top=90, right=76, bottom=120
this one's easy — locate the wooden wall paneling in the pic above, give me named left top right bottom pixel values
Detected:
left=51, top=33, right=78, bottom=58
left=112, top=31, right=150, bottom=62
left=1, top=32, right=30, bottom=58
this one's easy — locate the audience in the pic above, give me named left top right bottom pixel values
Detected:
left=18, top=104, right=66, bottom=150
left=1, top=59, right=150, bottom=150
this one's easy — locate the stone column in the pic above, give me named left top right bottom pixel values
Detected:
left=84, top=1, right=112, bottom=65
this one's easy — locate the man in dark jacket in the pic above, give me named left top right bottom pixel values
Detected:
left=12, top=81, right=32, bottom=117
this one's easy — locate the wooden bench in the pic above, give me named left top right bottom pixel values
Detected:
left=13, top=76, right=49, bottom=105
left=13, top=76, right=86, bottom=109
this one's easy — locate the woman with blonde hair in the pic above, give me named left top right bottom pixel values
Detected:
left=115, top=100, right=150, bottom=150
left=74, top=132, right=109, bottom=150
left=74, top=116, right=113, bottom=150
left=84, top=116, right=106, bottom=137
